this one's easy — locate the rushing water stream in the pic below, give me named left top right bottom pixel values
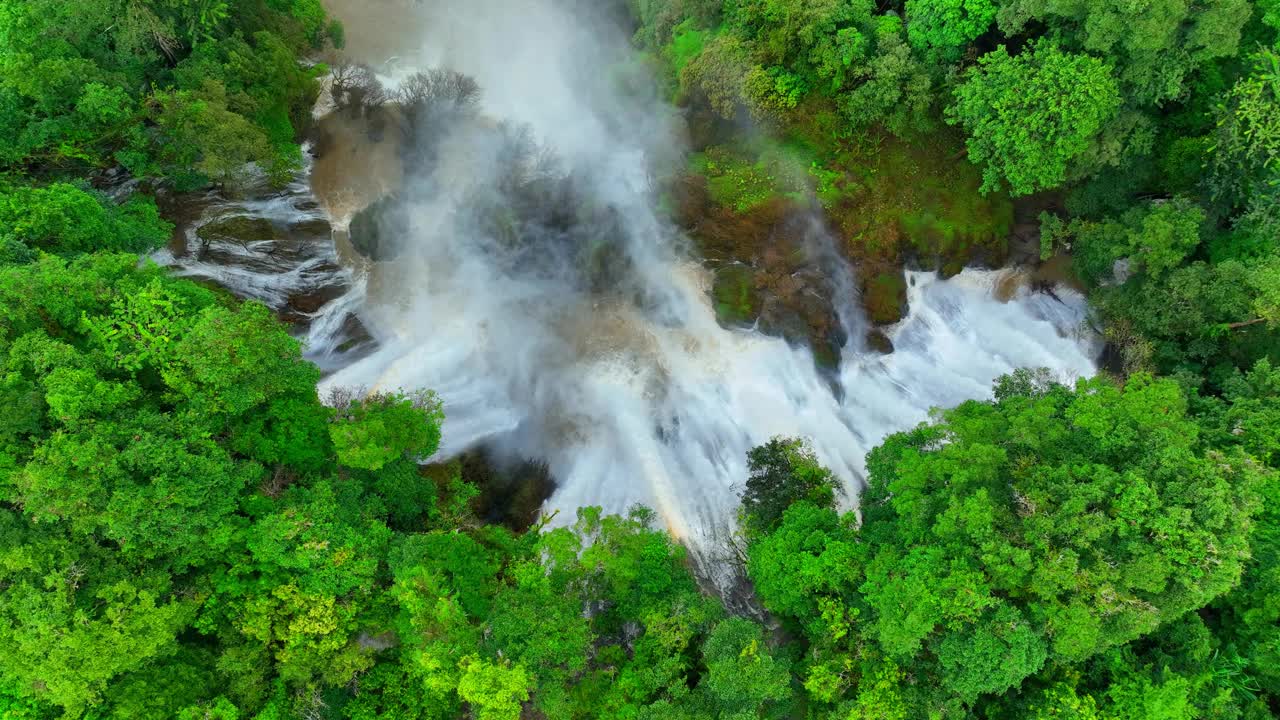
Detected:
left=163, top=0, right=1100, bottom=583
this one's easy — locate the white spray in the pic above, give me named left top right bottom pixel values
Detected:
left=298, top=0, right=1102, bottom=580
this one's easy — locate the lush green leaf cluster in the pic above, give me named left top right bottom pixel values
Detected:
left=743, top=370, right=1277, bottom=717
left=948, top=42, right=1122, bottom=196
left=0, top=182, right=171, bottom=257
left=0, top=0, right=330, bottom=189
left=0, top=254, right=795, bottom=719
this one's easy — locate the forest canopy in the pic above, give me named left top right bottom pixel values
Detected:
left=0, top=0, right=1277, bottom=718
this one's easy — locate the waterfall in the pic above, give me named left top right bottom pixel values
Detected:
left=164, top=0, right=1100, bottom=585
left=310, top=0, right=1100, bottom=581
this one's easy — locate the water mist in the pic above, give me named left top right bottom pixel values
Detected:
left=310, top=0, right=1100, bottom=584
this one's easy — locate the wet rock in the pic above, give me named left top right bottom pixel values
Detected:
left=1111, top=257, right=1132, bottom=285
left=683, top=193, right=849, bottom=369
left=711, top=264, right=761, bottom=326
left=197, top=216, right=282, bottom=244
left=1007, top=193, right=1065, bottom=267
left=670, top=172, right=712, bottom=231
left=285, top=281, right=350, bottom=317
left=687, top=195, right=792, bottom=264
left=866, top=328, right=895, bottom=355
left=457, top=451, right=556, bottom=533
left=331, top=314, right=376, bottom=356
left=862, top=271, right=908, bottom=325
left=1007, top=226, right=1042, bottom=267
left=758, top=280, right=844, bottom=369
left=348, top=194, right=409, bottom=261
left=939, top=259, right=965, bottom=279
left=288, top=217, right=333, bottom=239
left=1029, top=253, right=1086, bottom=294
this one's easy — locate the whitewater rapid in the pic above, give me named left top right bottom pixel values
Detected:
left=318, top=258, right=1096, bottom=556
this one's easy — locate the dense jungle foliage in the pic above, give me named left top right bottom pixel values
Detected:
left=0, top=0, right=1277, bottom=718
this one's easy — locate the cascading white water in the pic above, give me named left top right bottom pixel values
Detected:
left=152, top=158, right=375, bottom=374
left=307, top=0, right=1102, bottom=577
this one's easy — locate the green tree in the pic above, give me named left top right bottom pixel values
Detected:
left=1055, top=198, right=1207, bottom=285
left=329, top=389, right=444, bottom=471
left=0, top=513, right=194, bottom=716
left=996, top=0, right=1251, bottom=107
left=840, top=15, right=934, bottom=136
left=739, top=436, right=837, bottom=534
left=198, top=479, right=391, bottom=708
left=1209, top=50, right=1280, bottom=207
left=0, top=0, right=323, bottom=185
left=456, top=657, right=530, bottom=720
left=699, top=618, right=794, bottom=719
left=949, top=42, right=1122, bottom=195
left=681, top=34, right=754, bottom=119
left=905, top=0, right=997, bottom=60
left=0, top=183, right=170, bottom=256
left=748, top=372, right=1265, bottom=710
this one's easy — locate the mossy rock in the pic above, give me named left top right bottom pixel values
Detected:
left=758, top=288, right=845, bottom=371
left=288, top=217, right=333, bottom=239
left=349, top=194, right=409, bottom=261
left=197, top=216, right=281, bottom=244
left=712, top=263, right=761, bottom=326
left=782, top=115, right=1015, bottom=275
left=286, top=281, right=348, bottom=315
left=940, top=259, right=966, bottom=279
left=687, top=197, right=793, bottom=265
left=810, top=342, right=842, bottom=371
left=864, top=271, right=908, bottom=325
left=866, top=328, right=895, bottom=355
left=690, top=142, right=810, bottom=215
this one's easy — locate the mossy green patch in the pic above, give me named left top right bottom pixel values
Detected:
left=712, top=263, right=760, bottom=325
left=783, top=98, right=1014, bottom=271
left=680, top=98, right=1016, bottom=337
left=667, top=19, right=711, bottom=75
left=875, top=134, right=1014, bottom=264
left=197, top=215, right=282, bottom=243
left=690, top=141, right=811, bottom=214
left=692, top=149, right=775, bottom=214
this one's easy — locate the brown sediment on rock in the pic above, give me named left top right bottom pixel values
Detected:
left=994, top=269, right=1030, bottom=303
left=676, top=119, right=1026, bottom=337
left=1030, top=252, right=1086, bottom=294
